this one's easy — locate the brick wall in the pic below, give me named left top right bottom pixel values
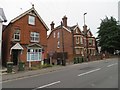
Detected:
left=47, top=27, right=73, bottom=63
left=2, top=13, right=48, bottom=66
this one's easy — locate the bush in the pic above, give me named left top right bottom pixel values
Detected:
left=82, top=57, right=84, bottom=62
left=30, top=64, right=53, bottom=70
left=41, top=64, right=53, bottom=68
left=74, top=57, right=77, bottom=64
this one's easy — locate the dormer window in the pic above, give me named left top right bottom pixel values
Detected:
left=28, top=15, right=35, bottom=25
left=14, top=29, right=20, bottom=41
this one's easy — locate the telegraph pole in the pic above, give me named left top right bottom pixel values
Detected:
left=61, top=21, right=66, bottom=66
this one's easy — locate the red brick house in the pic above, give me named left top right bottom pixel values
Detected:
left=75, top=25, right=96, bottom=61
left=47, top=16, right=96, bottom=63
left=2, top=5, right=49, bottom=67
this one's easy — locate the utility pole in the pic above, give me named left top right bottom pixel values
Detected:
left=61, top=21, right=66, bottom=66
left=71, top=29, right=75, bottom=56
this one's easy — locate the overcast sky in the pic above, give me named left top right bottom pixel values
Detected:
left=0, top=0, right=119, bottom=37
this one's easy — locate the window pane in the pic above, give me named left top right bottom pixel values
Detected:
left=39, top=49, right=40, bottom=52
left=14, top=30, right=20, bottom=41
left=30, top=32, right=39, bottom=42
left=27, top=53, right=30, bottom=60
left=27, top=49, right=42, bottom=61
left=29, top=16, right=35, bottom=25
left=57, top=32, right=60, bottom=38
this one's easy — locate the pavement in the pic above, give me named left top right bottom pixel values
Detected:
left=2, top=63, right=73, bottom=81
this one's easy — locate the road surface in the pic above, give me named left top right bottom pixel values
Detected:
left=2, top=58, right=118, bottom=89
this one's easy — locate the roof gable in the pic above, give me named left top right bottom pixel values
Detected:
left=10, top=6, right=49, bottom=31
left=11, top=43, right=23, bottom=50
left=47, top=25, right=71, bottom=39
left=72, top=24, right=82, bottom=34
left=87, top=30, right=93, bottom=37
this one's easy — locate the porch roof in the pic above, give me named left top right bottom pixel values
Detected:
left=11, top=43, right=24, bottom=50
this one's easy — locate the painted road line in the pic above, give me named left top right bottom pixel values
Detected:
left=107, top=63, right=118, bottom=67
left=33, top=81, right=61, bottom=89
left=78, top=68, right=101, bottom=77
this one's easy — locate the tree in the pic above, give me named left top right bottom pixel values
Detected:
left=97, top=16, right=120, bottom=54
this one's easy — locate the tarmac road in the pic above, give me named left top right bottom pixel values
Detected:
left=2, top=58, right=118, bottom=89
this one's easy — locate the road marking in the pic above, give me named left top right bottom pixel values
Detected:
left=78, top=68, right=101, bottom=77
left=107, top=63, right=117, bottom=67
left=33, top=81, right=61, bottom=89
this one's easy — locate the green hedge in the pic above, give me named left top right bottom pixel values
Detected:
left=74, top=57, right=84, bottom=64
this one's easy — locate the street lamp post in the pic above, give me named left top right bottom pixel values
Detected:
left=0, top=8, right=7, bottom=66
left=86, top=29, right=90, bottom=62
left=83, top=13, right=89, bottom=62
left=84, top=13, right=87, bottom=26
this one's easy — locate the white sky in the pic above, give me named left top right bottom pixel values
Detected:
left=0, top=0, right=119, bottom=37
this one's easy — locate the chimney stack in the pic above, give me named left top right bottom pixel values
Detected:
left=50, top=21, right=55, bottom=30
left=62, top=15, right=67, bottom=28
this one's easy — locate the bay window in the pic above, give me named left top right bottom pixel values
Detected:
left=27, top=48, right=42, bottom=61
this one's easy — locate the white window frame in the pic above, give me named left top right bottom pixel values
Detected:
left=14, top=30, right=20, bottom=41
left=57, top=32, right=60, bottom=38
left=93, top=40, right=95, bottom=46
left=80, top=37, right=83, bottom=44
left=89, top=38, right=92, bottom=46
left=75, top=48, right=80, bottom=54
left=28, top=15, right=35, bottom=25
left=30, top=32, right=39, bottom=42
left=53, top=32, right=56, bottom=38
left=27, top=48, right=42, bottom=61
left=76, top=37, right=79, bottom=44
left=57, top=41, right=60, bottom=48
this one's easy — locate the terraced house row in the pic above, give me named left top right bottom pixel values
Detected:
left=2, top=6, right=96, bottom=67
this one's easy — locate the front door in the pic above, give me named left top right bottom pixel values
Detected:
left=12, top=50, right=19, bottom=65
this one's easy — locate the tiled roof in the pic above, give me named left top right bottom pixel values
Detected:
left=10, top=6, right=49, bottom=31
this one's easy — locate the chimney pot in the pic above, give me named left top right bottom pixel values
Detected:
left=62, top=15, right=67, bottom=28
left=50, top=21, right=55, bottom=30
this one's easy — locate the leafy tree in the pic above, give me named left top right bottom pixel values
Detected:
left=97, top=16, right=120, bottom=54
